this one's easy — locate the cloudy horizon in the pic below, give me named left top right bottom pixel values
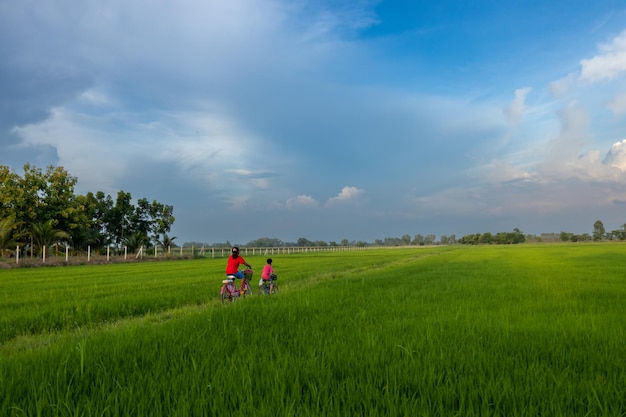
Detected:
left=2, top=1, right=626, bottom=244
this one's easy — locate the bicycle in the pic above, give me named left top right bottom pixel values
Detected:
left=220, top=269, right=253, bottom=303
left=258, top=274, right=279, bottom=295
left=239, top=269, right=253, bottom=297
left=220, top=276, right=240, bottom=303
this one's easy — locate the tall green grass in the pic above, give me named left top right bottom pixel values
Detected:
left=1, top=245, right=625, bottom=416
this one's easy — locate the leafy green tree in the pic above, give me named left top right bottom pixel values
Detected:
left=297, top=237, right=313, bottom=247
left=412, top=234, right=424, bottom=245
left=109, top=191, right=134, bottom=248
left=479, top=232, right=493, bottom=244
left=593, top=220, right=606, bottom=241
left=0, top=166, right=21, bottom=220
left=149, top=200, right=175, bottom=244
left=609, top=228, right=626, bottom=241
left=246, top=237, right=284, bottom=247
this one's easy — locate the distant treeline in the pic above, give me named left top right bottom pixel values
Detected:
left=185, top=220, right=626, bottom=249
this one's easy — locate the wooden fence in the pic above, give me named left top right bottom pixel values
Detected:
left=3, top=244, right=381, bottom=266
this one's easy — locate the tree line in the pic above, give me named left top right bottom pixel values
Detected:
left=195, top=221, right=625, bottom=249
left=0, top=164, right=175, bottom=257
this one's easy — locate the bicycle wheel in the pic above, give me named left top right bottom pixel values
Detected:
left=270, top=283, right=278, bottom=295
left=221, top=290, right=237, bottom=304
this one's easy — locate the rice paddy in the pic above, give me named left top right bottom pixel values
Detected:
left=1, top=244, right=625, bottom=416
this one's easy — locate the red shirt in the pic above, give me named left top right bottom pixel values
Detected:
left=226, top=255, right=247, bottom=274
left=261, top=264, right=274, bottom=280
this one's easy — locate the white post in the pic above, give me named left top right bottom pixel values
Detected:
left=124, top=246, right=127, bottom=260
left=88, top=245, right=91, bottom=262
left=43, top=245, right=46, bottom=263
left=16, top=245, right=19, bottom=265
left=154, top=245, right=157, bottom=258
left=180, top=246, right=183, bottom=257
left=65, top=246, right=69, bottom=262
left=107, top=246, right=110, bottom=261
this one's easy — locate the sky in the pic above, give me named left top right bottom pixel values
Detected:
left=2, top=0, right=626, bottom=245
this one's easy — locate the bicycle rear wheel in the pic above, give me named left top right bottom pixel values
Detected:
left=269, top=283, right=278, bottom=295
left=221, top=290, right=237, bottom=304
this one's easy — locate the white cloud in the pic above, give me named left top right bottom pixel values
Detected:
left=325, top=186, right=364, bottom=207
left=580, top=29, right=626, bottom=82
left=542, top=103, right=592, bottom=168
left=607, top=93, right=626, bottom=115
left=286, top=195, right=320, bottom=210
left=603, top=139, right=626, bottom=170
left=548, top=73, right=577, bottom=97
left=504, top=87, right=532, bottom=124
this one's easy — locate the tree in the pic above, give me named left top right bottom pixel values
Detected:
left=1, top=164, right=176, bottom=255
left=159, top=233, right=177, bottom=250
left=30, top=220, right=70, bottom=257
left=0, top=216, right=24, bottom=257
left=123, top=231, right=149, bottom=253
left=479, top=232, right=493, bottom=244
left=412, top=234, right=424, bottom=245
left=109, top=191, right=134, bottom=248
left=0, top=166, right=21, bottom=220
left=297, top=237, right=314, bottom=247
left=1, top=164, right=78, bottom=247
left=593, top=220, right=606, bottom=241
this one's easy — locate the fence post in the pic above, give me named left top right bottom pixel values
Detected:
left=16, top=245, right=19, bottom=265
left=43, top=246, right=46, bottom=263
left=66, top=246, right=69, bottom=262
left=88, top=245, right=91, bottom=262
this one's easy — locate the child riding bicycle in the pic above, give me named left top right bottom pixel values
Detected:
left=260, top=258, right=277, bottom=294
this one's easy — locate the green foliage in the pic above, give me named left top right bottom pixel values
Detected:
left=593, top=219, right=606, bottom=241
left=0, top=216, right=24, bottom=256
left=0, top=164, right=175, bottom=254
left=30, top=220, right=70, bottom=256
left=459, top=228, right=526, bottom=245
left=1, top=245, right=625, bottom=416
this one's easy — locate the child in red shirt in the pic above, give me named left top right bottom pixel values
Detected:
left=261, top=258, right=274, bottom=281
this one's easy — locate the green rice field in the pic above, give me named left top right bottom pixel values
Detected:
left=1, top=244, right=625, bottom=416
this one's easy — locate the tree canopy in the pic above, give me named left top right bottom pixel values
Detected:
left=0, top=164, right=175, bottom=255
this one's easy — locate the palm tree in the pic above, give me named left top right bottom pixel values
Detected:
left=0, top=216, right=24, bottom=257
left=159, top=233, right=177, bottom=250
left=123, top=231, right=149, bottom=253
left=68, top=227, right=106, bottom=253
left=30, top=220, right=70, bottom=258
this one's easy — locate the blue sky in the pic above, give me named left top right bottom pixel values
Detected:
left=2, top=0, right=626, bottom=244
